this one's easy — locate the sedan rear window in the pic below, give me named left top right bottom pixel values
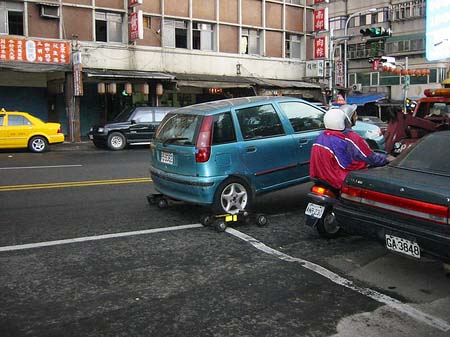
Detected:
left=155, top=113, right=200, bottom=145
left=393, top=133, right=450, bottom=176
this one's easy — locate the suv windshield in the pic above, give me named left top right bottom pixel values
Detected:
left=112, top=106, right=135, bottom=122
left=393, top=133, right=450, bottom=176
left=155, top=113, right=201, bottom=145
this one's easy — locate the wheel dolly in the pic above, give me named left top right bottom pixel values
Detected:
left=200, top=211, right=268, bottom=232
left=147, top=193, right=181, bottom=209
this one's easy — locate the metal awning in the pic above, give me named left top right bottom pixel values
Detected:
left=85, top=69, right=175, bottom=80
left=176, top=80, right=252, bottom=88
left=347, top=93, right=387, bottom=106
left=251, top=78, right=321, bottom=89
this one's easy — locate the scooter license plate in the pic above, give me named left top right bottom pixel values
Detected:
left=305, top=203, right=325, bottom=218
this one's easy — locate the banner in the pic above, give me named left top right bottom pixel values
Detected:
left=0, top=38, right=70, bottom=64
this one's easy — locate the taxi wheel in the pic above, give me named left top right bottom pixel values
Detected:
left=29, top=136, right=48, bottom=153
left=107, top=132, right=126, bottom=151
left=213, top=178, right=252, bottom=215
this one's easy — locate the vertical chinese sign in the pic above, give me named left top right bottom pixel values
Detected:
left=129, top=10, right=143, bottom=41
left=129, top=0, right=143, bottom=42
left=314, top=37, right=327, bottom=59
left=313, top=8, right=328, bottom=32
left=0, top=38, right=70, bottom=64
left=73, top=50, right=83, bottom=96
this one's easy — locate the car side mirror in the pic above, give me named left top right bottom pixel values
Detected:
left=131, top=119, right=137, bottom=124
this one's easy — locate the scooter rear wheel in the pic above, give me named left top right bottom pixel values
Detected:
left=316, top=211, right=341, bottom=239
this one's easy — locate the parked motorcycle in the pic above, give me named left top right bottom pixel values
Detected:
left=304, top=179, right=342, bottom=238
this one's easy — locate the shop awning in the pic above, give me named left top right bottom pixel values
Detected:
left=176, top=80, right=252, bottom=88
left=174, top=73, right=255, bottom=89
left=346, top=93, right=387, bottom=106
left=85, top=69, right=175, bottom=80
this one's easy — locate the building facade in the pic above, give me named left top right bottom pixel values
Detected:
left=326, top=0, right=449, bottom=116
left=0, top=0, right=325, bottom=141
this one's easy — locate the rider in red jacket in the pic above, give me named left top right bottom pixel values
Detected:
left=310, top=106, right=390, bottom=190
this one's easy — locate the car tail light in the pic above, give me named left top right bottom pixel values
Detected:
left=342, top=184, right=449, bottom=225
left=57, top=127, right=62, bottom=134
left=195, top=115, right=213, bottom=163
left=341, top=184, right=362, bottom=202
left=311, top=185, right=337, bottom=198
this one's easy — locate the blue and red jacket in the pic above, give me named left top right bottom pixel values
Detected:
left=310, top=129, right=388, bottom=189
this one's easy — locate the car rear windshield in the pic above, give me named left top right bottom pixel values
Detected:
left=393, top=133, right=450, bottom=176
left=154, top=113, right=201, bottom=145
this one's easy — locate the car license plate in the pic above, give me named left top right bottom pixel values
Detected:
left=385, top=234, right=420, bottom=259
left=160, top=151, right=174, bottom=165
left=305, top=203, right=325, bottom=218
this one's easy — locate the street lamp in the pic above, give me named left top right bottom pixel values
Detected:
left=343, top=8, right=377, bottom=91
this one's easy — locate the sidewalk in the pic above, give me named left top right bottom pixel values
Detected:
left=53, top=141, right=97, bottom=151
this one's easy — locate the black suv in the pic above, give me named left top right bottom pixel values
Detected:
left=89, top=106, right=173, bottom=150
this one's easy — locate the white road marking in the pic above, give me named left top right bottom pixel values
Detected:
left=226, top=227, right=450, bottom=333
left=0, top=164, right=82, bottom=170
left=1, top=221, right=448, bottom=332
left=0, top=224, right=203, bottom=252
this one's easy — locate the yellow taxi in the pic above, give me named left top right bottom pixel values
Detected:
left=0, top=108, right=65, bottom=152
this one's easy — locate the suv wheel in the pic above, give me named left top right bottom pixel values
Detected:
left=107, top=132, right=126, bottom=151
left=213, top=178, right=252, bottom=215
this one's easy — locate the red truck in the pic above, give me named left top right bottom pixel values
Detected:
left=385, top=88, right=450, bottom=155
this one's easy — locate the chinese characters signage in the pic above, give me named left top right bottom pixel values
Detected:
left=313, top=8, right=328, bottom=32
left=129, top=0, right=143, bottom=7
left=314, top=37, right=327, bottom=59
left=335, top=59, right=344, bottom=86
left=129, top=10, right=143, bottom=41
left=0, top=38, right=70, bottom=64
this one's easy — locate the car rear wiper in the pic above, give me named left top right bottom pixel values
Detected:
left=163, top=137, right=188, bottom=146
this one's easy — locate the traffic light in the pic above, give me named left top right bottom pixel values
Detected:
left=360, top=27, right=392, bottom=38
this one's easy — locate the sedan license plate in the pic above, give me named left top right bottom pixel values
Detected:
left=160, top=151, right=174, bottom=165
left=305, top=203, right=325, bottom=218
left=385, top=234, right=420, bottom=259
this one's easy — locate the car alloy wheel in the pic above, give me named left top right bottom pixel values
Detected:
left=214, top=178, right=251, bottom=215
left=29, top=136, right=48, bottom=153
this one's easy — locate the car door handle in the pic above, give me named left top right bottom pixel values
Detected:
left=299, top=139, right=309, bottom=145
left=246, top=146, right=256, bottom=153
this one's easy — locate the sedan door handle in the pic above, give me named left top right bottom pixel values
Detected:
left=299, top=138, right=309, bottom=145
left=246, top=146, right=256, bottom=153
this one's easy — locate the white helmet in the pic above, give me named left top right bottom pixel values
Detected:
left=324, top=108, right=346, bottom=131
left=340, top=104, right=358, bottom=124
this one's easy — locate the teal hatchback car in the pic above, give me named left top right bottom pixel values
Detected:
left=149, top=96, right=325, bottom=214
left=149, top=96, right=384, bottom=214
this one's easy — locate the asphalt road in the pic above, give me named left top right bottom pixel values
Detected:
left=0, top=144, right=449, bottom=337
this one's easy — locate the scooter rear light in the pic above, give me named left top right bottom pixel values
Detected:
left=311, top=185, right=336, bottom=198
left=195, top=115, right=213, bottom=163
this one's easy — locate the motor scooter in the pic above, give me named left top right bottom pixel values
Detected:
left=304, top=179, right=341, bottom=238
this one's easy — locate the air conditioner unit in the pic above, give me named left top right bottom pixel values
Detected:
left=40, top=3, right=60, bottom=19
left=352, top=83, right=363, bottom=92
